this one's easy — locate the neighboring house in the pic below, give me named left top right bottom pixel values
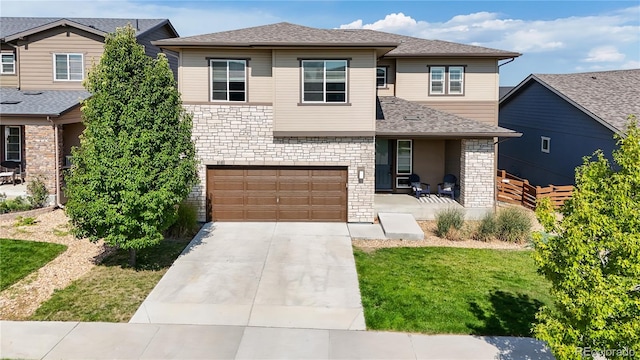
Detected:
left=499, top=69, right=640, bottom=186
left=0, top=17, right=179, bottom=203
left=499, top=86, right=514, bottom=100
left=154, top=22, right=521, bottom=223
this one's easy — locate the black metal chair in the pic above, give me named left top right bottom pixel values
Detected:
left=437, top=174, right=457, bottom=199
left=0, top=161, right=24, bottom=185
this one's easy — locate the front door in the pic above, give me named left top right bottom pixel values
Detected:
left=375, top=139, right=392, bottom=191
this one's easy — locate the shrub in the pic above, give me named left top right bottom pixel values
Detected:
left=27, top=176, right=49, bottom=208
left=0, top=196, right=32, bottom=214
left=535, top=197, right=557, bottom=233
left=496, top=207, right=532, bottom=243
left=167, top=202, right=199, bottom=237
left=435, top=208, right=464, bottom=238
left=474, top=212, right=498, bottom=241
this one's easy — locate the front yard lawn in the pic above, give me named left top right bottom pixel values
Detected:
left=0, top=238, right=67, bottom=291
left=29, top=237, right=192, bottom=322
left=354, top=247, right=552, bottom=336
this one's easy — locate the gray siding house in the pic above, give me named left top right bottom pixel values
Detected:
left=498, top=69, right=640, bottom=186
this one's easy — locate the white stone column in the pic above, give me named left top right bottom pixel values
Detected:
left=459, top=139, right=495, bottom=208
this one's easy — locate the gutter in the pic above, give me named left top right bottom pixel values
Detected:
left=48, top=116, right=64, bottom=209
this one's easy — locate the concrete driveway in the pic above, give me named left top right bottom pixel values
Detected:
left=130, top=222, right=365, bottom=330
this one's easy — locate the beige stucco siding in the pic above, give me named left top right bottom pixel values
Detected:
left=417, top=100, right=498, bottom=125
left=273, top=49, right=376, bottom=134
left=180, top=49, right=272, bottom=103
left=376, top=58, right=395, bottom=97
left=413, top=139, right=445, bottom=189
left=395, top=58, right=499, bottom=102
left=16, top=27, right=104, bottom=90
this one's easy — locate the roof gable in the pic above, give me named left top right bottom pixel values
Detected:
left=0, top=17, right=177, bottom=41
left=501, top=69, right=640, bottom=134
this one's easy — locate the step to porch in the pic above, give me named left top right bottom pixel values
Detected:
left=377, top=212, right=424, bottom=241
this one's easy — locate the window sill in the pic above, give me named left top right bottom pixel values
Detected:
left=0, top=73, right=16, bottom=76
left=428, top=93, right=465, bottom=97
left=297, top=103, right=352, bottom=106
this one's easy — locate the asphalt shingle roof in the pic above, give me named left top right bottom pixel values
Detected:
left=0, top=17, right=172, bottom=40
left=0, top=88, right=90, bottom=116
left=376, top=96, right=520, bottom=137
left=154, top=22, right=519, bottom=58
left=526, top=69, right=640, bottom=134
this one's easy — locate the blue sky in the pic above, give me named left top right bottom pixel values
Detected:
left=2, top=0, right=639, bottom=85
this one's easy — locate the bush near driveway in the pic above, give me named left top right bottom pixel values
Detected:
left=354, top=246, right=552, bottom=336
left=0, top=238, right=67, bottom=291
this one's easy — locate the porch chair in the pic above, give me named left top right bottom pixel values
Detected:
left=0, top=161, right=23, bottom=186
left=409, top=173, right=430, bottom=198
left=437, top=174, right=457, bottom=199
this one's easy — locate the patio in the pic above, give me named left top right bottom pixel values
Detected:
left=0, top=183, right=27, bottom=200
left=374, top=193, right=493, bottom=220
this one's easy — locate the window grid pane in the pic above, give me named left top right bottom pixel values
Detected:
left=376, top=67, right=386, bottom=88
left=210, top=60, right=246, bottom=102
left=302, top=60, right=347, bottom=103
left=396, top=140, right=412, bottom=174
left=430, top=67, right=445, bottom=94
left=5, top=126, right=21, bottom=161
left=1, top=54, right=14, bottom=74
left=449, top=67, right=464, bottom=94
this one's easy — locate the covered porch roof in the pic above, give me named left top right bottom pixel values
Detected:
left=376, top=96, right=521, bottom=138
left=0, top=88, right=90, bottom=117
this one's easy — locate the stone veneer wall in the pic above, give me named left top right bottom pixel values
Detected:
left=24, top=124, right=61, bottom=197
left=459, top=139, right=495, bottom=208
left=186, top=104, right=375, bottom=223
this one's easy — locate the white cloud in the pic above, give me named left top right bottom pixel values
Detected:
left=621, top=60, right=640, bottom=69
left=584, top=46, right=626, bottom=63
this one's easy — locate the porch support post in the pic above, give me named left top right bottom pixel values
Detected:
left=459, top=139, right=495, bottom=208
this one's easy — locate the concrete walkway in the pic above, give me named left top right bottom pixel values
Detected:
left=130, top=222, right=365, bottom=330
left=0, top=321, right=554, bottom=360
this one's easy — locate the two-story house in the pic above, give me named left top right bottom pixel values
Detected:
left=0, top=17, right=179, bottom=203
left=154, top=22, right=521, bottom=223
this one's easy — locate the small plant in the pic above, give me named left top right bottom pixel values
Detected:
left=0, top=196, right=32, bottom=214
left=27, top=176, right=49, bottom=208
left=53, top=228, right=70, bottom=237
left=14, top=216, right=37, bottom=227
left=496, top=207, right=532, bottom=243
left=435, top=208, right=464, bottom=238
left=474, top=212, right=499, bottom=241
left=167, top=201, right=199, bottom=237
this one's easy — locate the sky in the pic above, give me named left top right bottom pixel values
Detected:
left=1, top=0, right=639, bottom=85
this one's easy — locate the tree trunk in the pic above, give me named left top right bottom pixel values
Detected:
left=129, top=248, right=136, bottom=267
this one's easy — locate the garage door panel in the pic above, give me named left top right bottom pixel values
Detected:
left=207, top=167, right=347, bottom=222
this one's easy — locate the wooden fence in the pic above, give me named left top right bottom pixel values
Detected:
left=496, top=170, right=574, bottom=210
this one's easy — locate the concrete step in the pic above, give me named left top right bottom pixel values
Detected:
left=377, top=213, right=424, bottom=241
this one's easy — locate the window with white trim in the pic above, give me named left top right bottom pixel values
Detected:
left=541, top=136, right=550, bottom=153
left=1, top=53, right=15, bottom=74
left=302, top=60, right=347, bottom=103
left=210, top=59, right=246, bottom=102
left=396, top=139, right=412, bottom=174
left=54, top=53, right=83, bottom=81
left=376, top=67, right=387, bottom=88
left=5, top=126, right=21, bottom=161
left=449, top=66, right=464, bottom=94
left=430, top=66, right=465, bottom=95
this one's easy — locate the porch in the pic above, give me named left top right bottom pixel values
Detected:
left=0, top=182, right=28, bottom=200
left=374, top=193, right=493, bottom=220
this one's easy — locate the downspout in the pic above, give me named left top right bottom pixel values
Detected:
left=48, top=116, right=64, bottom=209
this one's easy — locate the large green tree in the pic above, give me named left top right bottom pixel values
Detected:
left=533, top=116, right=640, bottom=359
left=66, top=25, right=198, bottom=266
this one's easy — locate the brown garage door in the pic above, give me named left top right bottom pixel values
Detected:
left=207, top=166, right=347, bottom=222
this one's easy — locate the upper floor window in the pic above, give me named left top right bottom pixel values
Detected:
left=376, top=67, right=387, bottom=88
left=302, top=60, right=347, bottom=103
left=210, top=59, right=246, bottom=102
left=1, top=53, right=15, bottom=74
left=429, top=65, right=465, bottom=95
left=54, top=53, right=83, bottom=81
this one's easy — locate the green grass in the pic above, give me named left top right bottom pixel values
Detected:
left=354, top=247, right=552, bottom=336
left=0, top=239, right=67, bottom=291
left=29, top=236, right=193, bottom=322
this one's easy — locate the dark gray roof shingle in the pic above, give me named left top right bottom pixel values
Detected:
left=0, top=17, right=173, bottom=40
left=0, top=88, right=89, bottom=116
left=154, top=22, right=519, bottom=58
left=377, top=96, right=520, bottom=137
left=524, top=69, right=640, bottom=133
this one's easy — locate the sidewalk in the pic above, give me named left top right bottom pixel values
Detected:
left=1, top=321, right=554, bottom=359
